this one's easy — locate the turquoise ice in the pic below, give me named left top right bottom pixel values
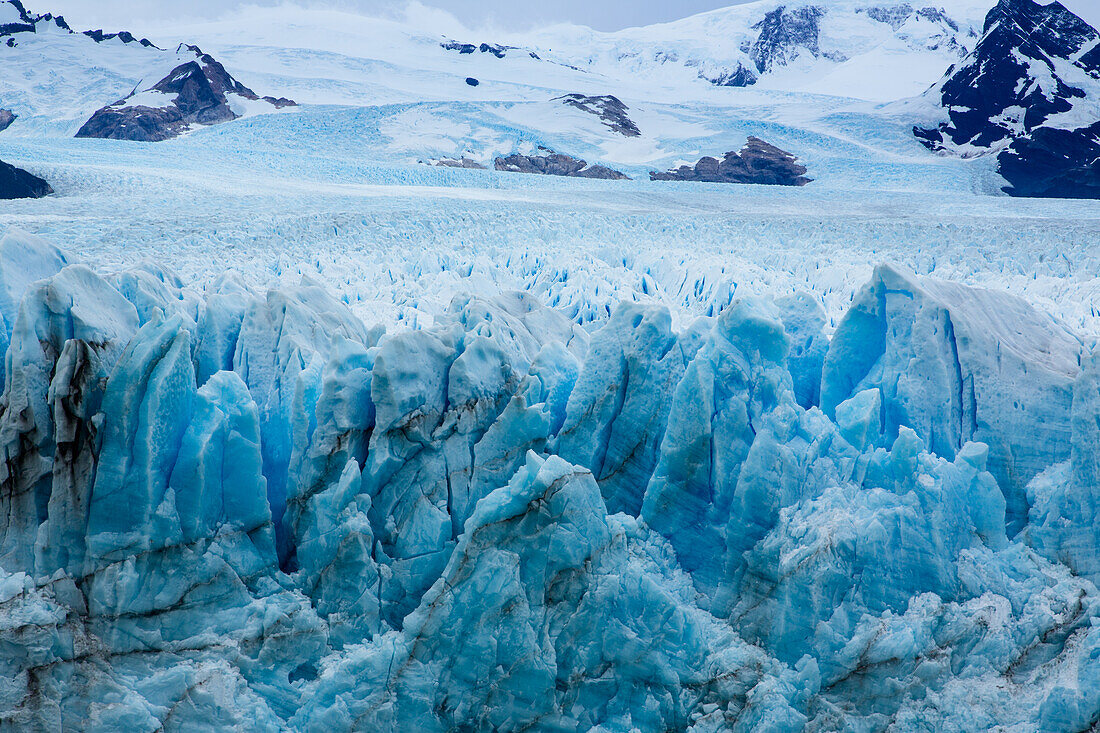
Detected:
left=1, top=228, right=1099, bottom=731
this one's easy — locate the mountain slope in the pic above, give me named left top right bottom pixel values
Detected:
left=914, top=0, right=1100, bottom=197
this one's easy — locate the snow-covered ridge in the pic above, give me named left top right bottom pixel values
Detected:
left=0, top=0, right=155, bottom=47
left=515, top=0, right=993, bottom=100
left=0, top=1, right=292, bottom=137
left=111, top=0, right=996, bottom=105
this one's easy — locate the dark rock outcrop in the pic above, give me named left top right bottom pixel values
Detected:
left=0, top=0, right=35, bottom=35
left=0, top=109, right=14, bottom=132
left=479, top=42, right=509, bottom=59
left=494, top=149, right=629, bottom=180
left=650, top=137, right=811, bottom=186
left=434, top=157, right=487, bottom=170
left=704, top=64, right=759, bottom=88
left=76, top=47, right=295, bottom=142
left=465, top=77, right=479, bottom=86
left=914, top=0, right=1100, bottom=198
left=0, top=158, right=51, bottom=199
left=442, top=40, right=477, bottom=54
left=554, top=94, right=641, bottom=137
left=441, top=40, right=537, bottom=60
left=750, top=5, right=834, bottom=73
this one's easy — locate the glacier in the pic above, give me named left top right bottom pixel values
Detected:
left=0, top=0, right=1098, bottom=729
left=1, top=225, right=1099, bottom=731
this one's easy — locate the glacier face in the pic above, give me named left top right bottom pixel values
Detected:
left=1, top=226, right=1100, bottom=731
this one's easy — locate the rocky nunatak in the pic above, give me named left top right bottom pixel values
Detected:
left=650, top=136, right=811, bottom=185
left=494, top=149, right=630, bottom=180
left=76, top=45, right=295, bottom=142
left=554, top=94, right=641, bottom=137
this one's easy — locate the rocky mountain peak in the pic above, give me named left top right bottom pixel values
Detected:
left=75, top=47, right=295, bottom=142
left=914, top=0, right=1100, bottom=197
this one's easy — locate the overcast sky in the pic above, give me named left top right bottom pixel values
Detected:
left=44, top=0, right=755, bottom=33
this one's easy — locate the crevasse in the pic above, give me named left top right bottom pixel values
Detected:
left=1, top=226, right=1098, bottom=732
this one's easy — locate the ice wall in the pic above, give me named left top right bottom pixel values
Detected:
left=1, top=227, right=1099, bottom=732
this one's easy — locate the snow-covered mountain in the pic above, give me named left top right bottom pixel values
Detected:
left=522, top=0, right=991, bottom=100
left=915, top=0, right=1100, bottom=153
left=75, top=0, right=998, bottom=110
left=0, top=0, right=1013, bottom=188
left=915, top=0, right=1100, bottom=197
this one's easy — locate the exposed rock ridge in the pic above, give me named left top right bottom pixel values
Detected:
left=0, top=0, right=154, bottom=46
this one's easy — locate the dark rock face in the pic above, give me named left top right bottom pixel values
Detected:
left=0, top=158, right=51, bottom=199
left=705, top=64, right=759, bottom=88
left=441, top=40, right=531, bottom=59
left=494, top=149, right=630, bottom=180
left=465, top=77, right=479, bottom=86
left=999, top=122, right=1100, bottom=199
left=914, top=0, right=1100, bottom=198
left=916, top=0, right=1099, bottom=151
left=0, top=109, right=14, bottom=132
left=76, top=48, right=295, bottom=142
left=750, top=6, right=837, bottom=74
left=916, top=6, right=960, bottom=32
left=650, top=136, right=811, bottom=186
left=554, top=94, right=640, bottom=137
left=442, top=40, right=477, bottom=54
left=861, top=4, right=916, bottom=31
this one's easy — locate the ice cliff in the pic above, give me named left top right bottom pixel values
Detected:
left=2, top=226, right=1100, bottom=731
